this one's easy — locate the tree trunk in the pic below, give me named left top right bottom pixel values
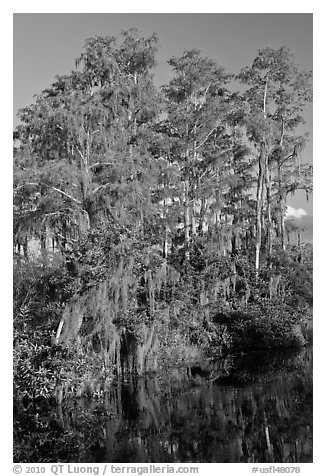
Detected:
left=184, top=180, right=191, bottom=261
left=255, top=74, right=269, bottom=273
left=277, top=120, right=286, bottom=251
left=191, top=204, right=197, bottom=237
left=280, top=205, right=286, bottom=251
left=198, top=197, right=207, bottom=236
left=23, top=237, right=28, bottom=260
left=40, top=228, right=48, bottom=264
left=255, top=142, right=266, bottom=274
left=231, top=215, right=238, bottom=256
left=264, top=154, right=273, bottom=264
left=277, top=167, right=286, bottom=252
left=163, top=226, right=169, bottom=259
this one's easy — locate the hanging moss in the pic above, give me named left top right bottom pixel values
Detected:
left=54, top=254, right=181, bottom=375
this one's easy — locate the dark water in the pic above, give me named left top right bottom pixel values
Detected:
left=14, top=347, right=312, bottom=463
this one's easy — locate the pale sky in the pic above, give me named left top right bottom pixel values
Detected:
left=13, top=13, right=313, bottom=213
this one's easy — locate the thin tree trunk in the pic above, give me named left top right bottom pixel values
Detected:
left=40, top=228, right=48, bottom=265
left=280, top=203, right=286, bottom=251
left=191, top=202, right=197, bottom=237
left=231, top=215, right=238, bottom=256
left=255, top=74, right=269, bottom=274
left=23, top=237, right=28, bottom=260
left=184, top=137, right=191, bottom=260
left=297, top=229, right=301, bottom=247
left=255, top=142, right=266, bottom=274
left=278, top=119, right=286, bottom=251
left=265, top=155, right=273, bottom=264
left=184, top=183, right=191, bottom=261
left=163, top=227, right=169, bottom=259
left=162, top=196, right=169, bottom=258
left=277, top=164, right=286, bottom=251
left=198, top=197, right=207, bottom=235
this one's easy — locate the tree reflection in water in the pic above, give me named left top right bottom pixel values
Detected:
left=14, top=348, right=312, bottom=463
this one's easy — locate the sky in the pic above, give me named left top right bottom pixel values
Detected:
left=13, top=13, right=313, bottom=214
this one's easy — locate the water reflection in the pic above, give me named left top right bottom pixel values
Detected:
left=14, top=348, right=312, bottom=463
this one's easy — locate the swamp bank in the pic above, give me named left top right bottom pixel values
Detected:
left=14, top=225, right=313, bottom=403
left=13, top=226, right=313, bottom=463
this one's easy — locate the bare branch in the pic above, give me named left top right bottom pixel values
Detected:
left=196, top=125, right=218, bottom=149
left=89, top=162, right=119, bottom=169
left=49, top=186, right=82, bottom=204
left=50, top=232, right=78, bottom=244
left=76, top=146, right=86, bottom=166
left=93, top=183, right=112, bottom=195
left=197, top=83, right=211, bottom=110
left=41, top=210, right=77, bottom=224
left=14, top=182, right=39, bottom=192
left=14, top=182, right=82, bottom=205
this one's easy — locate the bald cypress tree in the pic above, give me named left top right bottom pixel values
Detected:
left=238, top=46, right=312, bottom=272
left=14, top=29, right=162, bottom=252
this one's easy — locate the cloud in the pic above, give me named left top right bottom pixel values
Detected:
left=285, top=206, right=308, bottom=219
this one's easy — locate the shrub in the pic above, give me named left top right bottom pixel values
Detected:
left=13, top=320, right=114, bottom=404
left=212, top=300, right=306, bottom=351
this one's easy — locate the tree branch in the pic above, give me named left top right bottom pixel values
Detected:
left=49, top=186, right=83, bottom=204
left=92, top=183, right=112, bottom=195
left=89, top=162, right=119, bottom=169
left=14, top=182, right=82, bottom=205
left=196, top=125, right=218, bottom=149
left=197, top=83, right=211, bottom=110
left=76, top=146, right=86, bottom=166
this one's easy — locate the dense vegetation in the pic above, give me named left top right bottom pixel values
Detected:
left=13, top=29, right=313, bottom=403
